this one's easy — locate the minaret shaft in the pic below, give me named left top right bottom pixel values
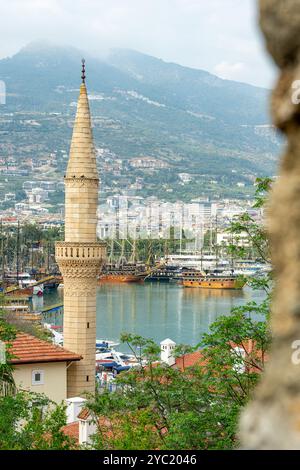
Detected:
left=55, top=79, right=105, bottom=398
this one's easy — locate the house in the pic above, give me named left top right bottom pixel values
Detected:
left=61, top=337, right=266, bottom=446
left=62, top=398, right=97, bottom=446
left=8, top=332, right=82, bottom=402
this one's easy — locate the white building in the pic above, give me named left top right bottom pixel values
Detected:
left=160, top=338, right=176, bottom=366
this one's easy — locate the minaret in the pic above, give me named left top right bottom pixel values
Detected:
left=55, top=60, right=106, bottom=397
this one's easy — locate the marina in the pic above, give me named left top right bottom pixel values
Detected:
left=37, top=282, right=266, bottom=347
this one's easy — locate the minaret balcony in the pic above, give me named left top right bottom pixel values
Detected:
left=55, top=241, right=106, bottom=278
left=55, top=241, right=106, bottom=261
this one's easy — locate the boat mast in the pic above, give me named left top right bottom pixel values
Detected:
left=231, top=231, right=234, bottom=271
left=200, top=247, right=203, bottom=271
left=16, top=220, right=20, bottom=283
left=209, top=217, right=213, bottom=255
left=131, top=236, right=136, bottom=264
left=108, top=238, right=114, bottom=266
left=47, top=241, right=50, bottom=273
left=215, top=214, right=218, bottom=270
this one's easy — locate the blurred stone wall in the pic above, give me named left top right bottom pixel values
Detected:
left=239, top=0, right=300, bottom=449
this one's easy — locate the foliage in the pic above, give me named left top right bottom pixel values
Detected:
left=0, top=302, right=16, bottom=396
left=4, top=310, right=53, bottom=342
left=225, top=177, right=273, bottom=262
left=0, top=391, right=75, bottom=450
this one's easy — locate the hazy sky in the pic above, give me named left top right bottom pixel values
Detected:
left=0, top=0, right=276, bottom=88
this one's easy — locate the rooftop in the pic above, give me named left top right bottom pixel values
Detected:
left=173, top=350, right=206, bottom=371
left=61, top=422, right=79, bottom=444
left=8, top=332, right=82, bottom=365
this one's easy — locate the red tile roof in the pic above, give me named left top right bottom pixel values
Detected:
left=173, top=350, right=206, bottom=371
left=173, top=340, right=267, bottom=373
left=7, top=332, right=82, bottom=365
left=61, top=422, right=79, bottom=443
left=78, top=408, right=91, bottom=421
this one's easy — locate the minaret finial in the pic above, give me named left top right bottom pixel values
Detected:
left=81, top=58, right=86, bottom=83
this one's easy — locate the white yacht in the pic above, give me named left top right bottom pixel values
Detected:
left=162, top=253, right=230, bottom=271
left=233, top=260, right=272, bottom=276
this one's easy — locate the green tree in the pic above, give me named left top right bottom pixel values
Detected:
left=0, top=302, right=16, bottom=396
left=226, top=177, right=273, bottom=262
left=0, top=392, right=75, bottom=450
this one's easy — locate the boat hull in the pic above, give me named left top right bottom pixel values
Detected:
left=182, top=278, right=245, bottom=289
left=5, top=286, right=33, bottom=296
left=99, top=274, right=144, bottom=283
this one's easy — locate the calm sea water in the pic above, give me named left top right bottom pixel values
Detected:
left=35, top=283, right=266, bottom=347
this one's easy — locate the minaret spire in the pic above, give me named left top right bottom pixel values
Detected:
left=81, top=58, right=86, bottom=83
left=66, top=60, right=97, bottom=182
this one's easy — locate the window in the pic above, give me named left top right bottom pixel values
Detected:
left=32, top=369, right=44, bottom=385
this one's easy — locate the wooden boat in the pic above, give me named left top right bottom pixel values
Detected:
left=99, top=272, right=145, bottom=283
left=5, top=285, right=33, bottom=297
left=99, top=264, right=146, bottom=283
left=144, top=266, right=181, bottom=283
left=2, top=296, right=41, bottom=322
left=181, top=271, right=246, bottom=290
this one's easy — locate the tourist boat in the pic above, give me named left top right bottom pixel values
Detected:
left=96, top=349, right=145, bottom=369
left=233, top=260, right=272, bottom=277
left=144, top=265, right=182, bottom=283
left=21, top=280, right=43, bottom=297
left=3, top=296, right=42, bottom=322
left=44, top=324, right=121, bottom=353
left=96, top=339, right=120, bottom=350
left=99, top=271, right=145, bottom=283
left=99, top=264, right=146, bottom=283
left=162, top=253, right=230, bottom=272
left=5, top=285, right=33, bottom=297
left=181, top=271, right=246, bottom=290
left=5, top=273, right=44, bottom=296
left=3, top=296, right=30, bottom=314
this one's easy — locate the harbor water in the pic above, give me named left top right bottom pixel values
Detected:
left=36, top=283, right=266, bottom=347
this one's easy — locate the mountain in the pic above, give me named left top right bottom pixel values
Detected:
left=0, top=42, right=281, bottom=201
